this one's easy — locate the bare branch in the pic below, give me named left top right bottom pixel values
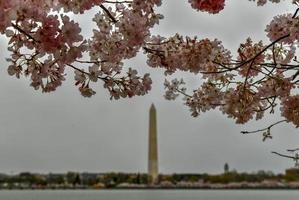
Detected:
left=241, top=120, right=287, bottom=134
left=241, top=120, right=287, bottom=141
left=272, top=151, right=299, bottom=165
left=292, top=8, right=299, bottom=18
left=272, top=151, right=297, bottom=160
left=287, top=148, right=299, bottom=153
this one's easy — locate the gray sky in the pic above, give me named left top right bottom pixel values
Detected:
left=0, top=1, right=298, bottom=175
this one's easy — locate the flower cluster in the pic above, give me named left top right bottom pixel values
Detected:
left=56, top=0, right=105, bottom=14
left=164, top=79, right=186, bottom=101
left=103, top=70, right=152, bottom=100
left=281, top=95, right=299, bottom=127
left=257, top=75, right=294, bottom=98
left=249, top=0, right=281, bottom=6
left=74, top=67, right=152, bottom=99
left=188, top=0, right=225, bottom=14
left=265, top=13, right=299, bottom=44
left=237, top=38, right=265, bottom=77
left=220, top=85, right=262, bottom=124
left=249, top=0, right=299, bottom=6
left=186, top=82, right=224, bottom=117
left=85, top=0, right=161, bottom=98
left=268, top=44, right=296, bottom=65
left=145, top=34, right=232, bottom=76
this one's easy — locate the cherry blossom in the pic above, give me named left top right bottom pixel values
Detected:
left=237, top=38, right=265, bottom=77
left=281, top=95, right=299, bottom=127
left=188, top=0, right=225, bottom=14
left=145, top=34, right=232, bottom=75
left=265, top=13, right=294, bottom=44
left=0, top=0, right=298, bottom=128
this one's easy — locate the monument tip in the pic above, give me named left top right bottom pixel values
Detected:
left=150, top=103, right=155, bottom=110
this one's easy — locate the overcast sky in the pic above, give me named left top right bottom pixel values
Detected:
left=0, top=1, right=298, bottom=175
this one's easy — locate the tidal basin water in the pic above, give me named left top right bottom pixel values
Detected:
left=1, top=190, right=299, bottom=200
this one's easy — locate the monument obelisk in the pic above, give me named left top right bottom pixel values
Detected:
left=148, top=103, right=158, bottom=184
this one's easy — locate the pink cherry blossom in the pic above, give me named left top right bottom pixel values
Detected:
left=188, top=0, right=225, bottom=14
left=265, top=13, right=294, bottom=44
left=146, top=34, right=231, bottom=75
left=281, top=95, right=299, bottom=127
left=61, top=15, right=83, bottom=46
left=237, top=38, right=265, bottom=77
left=0, top=0, right=298, bottom=128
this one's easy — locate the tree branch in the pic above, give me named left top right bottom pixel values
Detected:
left=287, top=148, right=299, bottom=153
left=100, top=5, right=117, bottom=23
left=292, top=8, right=299, bottom=18
left=75, top=59, right=107, bottom=64
left=241, top=119, right=286, bottom=134
left=66, top=63, right=107, bottom=81
left=174, top=88, right=192, bottom=98
left=11, top=23, right=40, bottom=43
left=271, top=151, right=297, bottom=160
left=272, top=151, right=299, bottom=165
left=104, top=0, right=132, bottom=3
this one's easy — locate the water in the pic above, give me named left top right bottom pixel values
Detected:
left=0, top=190, right=299, bottom=200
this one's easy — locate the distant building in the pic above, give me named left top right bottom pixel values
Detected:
left=285, top=163, right=299, bottom=181
left=224, top=163, right=229, bottom=174
left=148, top=104, right=159, bottom=184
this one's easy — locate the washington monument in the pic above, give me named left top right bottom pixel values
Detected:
left=148, top=103, right=159, bottom=184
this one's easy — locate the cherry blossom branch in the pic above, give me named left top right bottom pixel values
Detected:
left=243, top=60, right=255, bottom=89
left=287, top=148, right=299, bottom=153
left=292, top=8, right=299, bottom=18
left=175, top=88, right=192, bottom=98
left=75, top=59, right=107, bottom=64
left=271, top=151, right=298, bottom=162
left=66, top=63, right=108, bottom=82
left=292, top=57, right=299, bottom=80
left=241, top=120, right=287, bottom=135
left=214, top=62, right=299, bottom=69
left=272, top=151, right=299, bottom=166
left=100, top=5, right=117, bottom=23
left=104, top=0, right=132, bottom=3
left=11, top=23, right=39, bottom=43
left=254, top=96, right=276, bottom=113
left=143, top=47, right=165, bottom=54
left=272, top=45, right=277, bottom=65
left=67, top=63, right=148, bottom=98
left=237, top=35, right=290, bottom=69
left=265, top=96, right=276, bottom=113
left=201, top=36, right=292, bottom=76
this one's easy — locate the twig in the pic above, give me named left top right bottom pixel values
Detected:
left=272, top=151, right=299, bottom=165
left=292, top=8, right=299, bottom=18
left=241, top=119, right=286, bottom=134
left=272, top=151, right=297, bottom=160
left=174, top=88, right=192, bottom=98
left=287, top=148, right=299, bottom=153
left=75, top=59, right=107, bottom=64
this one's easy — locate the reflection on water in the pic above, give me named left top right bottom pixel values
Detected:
left=0, top=190, right=299, bottom=200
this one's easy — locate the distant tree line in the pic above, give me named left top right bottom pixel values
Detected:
left=0, top=170, right=297, bottom=189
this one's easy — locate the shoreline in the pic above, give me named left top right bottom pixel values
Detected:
left=1, top=187, right=299, bottom=190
